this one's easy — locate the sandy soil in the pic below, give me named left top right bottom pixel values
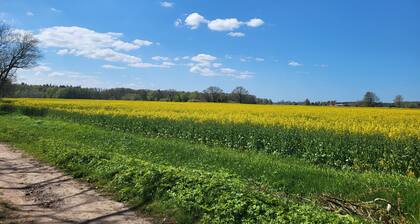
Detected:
left=0, top=143, right=153, bottom=224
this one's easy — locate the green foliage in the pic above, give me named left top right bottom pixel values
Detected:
left=0, top=115, right=418, bottom=223
left=0, top=115, right=367, bottom=223
left=39, top=109, right=419, bottom=177
left=5, top=83, right=273, bottom=104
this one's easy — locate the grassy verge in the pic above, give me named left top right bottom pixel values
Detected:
left=0, top=114, right=419, bottom=222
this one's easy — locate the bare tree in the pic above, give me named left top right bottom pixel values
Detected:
left=0, top=23, right=41, bottom=92
left=203, top=86, right=224, bottom=102
left=231, top=86, right=249, bottom=103
left=393, top=95, right=404, bottom=107
left=361, top=91, right=379, bottom=107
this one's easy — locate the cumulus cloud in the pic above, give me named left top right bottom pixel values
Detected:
left=189, top=53, right=253, bottom=79
left=160, top=1, right=174, bottom=8
left=185, top=13, right=208, bottom=29
left=288, top=60, right=303, bottom=67
left=26, top=11, right=34, bottom=16
left=255, top=57, right=264, bottom=62
left=227, top=32, right=245, bottom=37
left=191, top=54, right=217, bottom=64
left=208, top=18, right=241, bottom=31
left=246, top=18, right=264, bottom=27
left=183, top=12, right=263, bottom=33
left=35, top=26, right=171, bottom=69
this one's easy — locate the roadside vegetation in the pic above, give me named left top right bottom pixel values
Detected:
left=0, top=100, right=419, bottom=223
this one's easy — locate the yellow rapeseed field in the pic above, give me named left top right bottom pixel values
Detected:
left=8, top=98, right=420, bottom=139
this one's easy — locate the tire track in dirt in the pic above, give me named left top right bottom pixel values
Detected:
left=0, top=143, right=153, bottom=224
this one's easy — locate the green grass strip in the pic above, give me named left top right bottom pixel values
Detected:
left=0, top=114, right=372, bottom=223
left=1, top=115, right=419, bottom=222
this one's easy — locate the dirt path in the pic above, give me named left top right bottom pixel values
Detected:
left=0, top=143, right=153, bottom=224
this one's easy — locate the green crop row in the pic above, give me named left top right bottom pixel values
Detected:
left=7, top=104, right=416, bottom=177
left=1, top=114, right=418, bottom=223
left=0, top=115, right=369, bottom=223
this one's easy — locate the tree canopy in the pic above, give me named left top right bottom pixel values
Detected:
left=0, top=23, right=41, bottom=92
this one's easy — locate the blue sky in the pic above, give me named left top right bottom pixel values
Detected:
left=1, top=0, right=419, bottom=102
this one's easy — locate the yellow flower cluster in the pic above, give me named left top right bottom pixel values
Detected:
left=9, top=98, right=420, bottom=139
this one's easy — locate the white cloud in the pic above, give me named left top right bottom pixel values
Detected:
left=208, top=18, right=241, bottom=31
left=26, top=11, right=34, bottom=16
left=288, top=60, right=303, bottom=67
left=133, top=39, right=153, bottom=47
left=174, top=18, right=182, bottom=27
left=12, top=28, right=33, bottom=36
left=50, top=8, right=61, bottom=13
left=160, top=1, right=174, bottom=8
left=102, top=64, right=126, bottom=70
left=129, top=62, right=173, bottom=68
left=255, top=57, right=264, bottom=62
left=184, top=12, right=263, bottom=34
left=227, top=32, right=245, bottom=37
left=246, top=18, right=264, bottom=27
left=35, top=26, right=167, bottom=68
left=219, top=68, right=253, bottom=79
left=18, top=67, right=107, bottom=88
left=212, top=63, right=222, bottom=68
left=22, top=65, right=52, bottom=75
left=162, top=61, right=175, bottom=66
left=185, top=13, right=208, bottom=29
left=189, top=53, right=253, bottom=79
left=191, top=54, right=217, bottom=65
left=151, top=56, right=170, bottom=61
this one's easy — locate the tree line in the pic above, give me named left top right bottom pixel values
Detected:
left=2, top=83, right=273, bottom=104
left=275, top=91, right=419, bottom=108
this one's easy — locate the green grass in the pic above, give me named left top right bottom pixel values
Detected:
left=10, top=104, right=420, bottom=176
left=0, top=114, right=366, bottom=223
left=0, top=114, right=419, bottom=223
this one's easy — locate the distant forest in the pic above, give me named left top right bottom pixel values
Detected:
left=1, top=83, right=419, bottom=108
left=1, top=83, right=273, bottom=104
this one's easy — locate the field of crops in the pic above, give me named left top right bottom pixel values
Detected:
left=0, top=98, right=419, bottom=223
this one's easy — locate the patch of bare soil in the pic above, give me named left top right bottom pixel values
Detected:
left=0, top=143, right=153, bottom=224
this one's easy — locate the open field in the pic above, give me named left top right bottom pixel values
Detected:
left=0, top=98, right=419, bottom=223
